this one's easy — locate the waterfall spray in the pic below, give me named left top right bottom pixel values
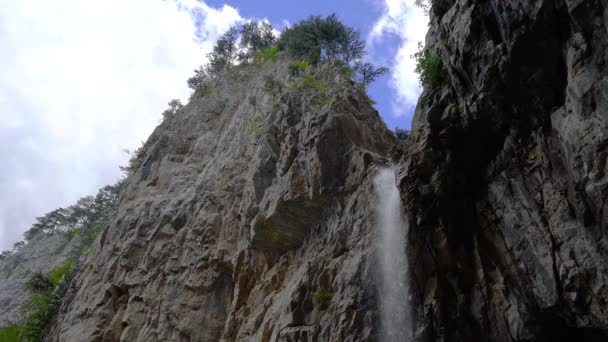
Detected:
left=374, top=167, right=410, bottom=341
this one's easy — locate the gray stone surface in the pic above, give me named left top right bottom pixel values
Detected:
left=45, top=59, right=398, bottom=341
left=399, top=0, right=608, bottom=340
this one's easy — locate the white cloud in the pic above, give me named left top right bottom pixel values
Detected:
left=0, top=0, right=243, bottom=250
left=368, top=0, right=428, bottom=117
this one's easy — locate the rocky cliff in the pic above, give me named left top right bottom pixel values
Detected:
left=31, top=1, right=608, bottom=340
left=400, top=0, right=608, bottom=341
left=46, top=59, right=398, bottom=341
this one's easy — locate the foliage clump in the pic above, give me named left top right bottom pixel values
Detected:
left=312, top=288, right=334, bottom=312
left=0, top=179, right=122, bottom=340
left=288, top=60, right=309, bottom=76
left=238, top=21, right=276, bottom=62
left=0, top=324, right=20, bottom=342
left=162, top=99, right=183, bottom=119
left=412, top=42, right=447, bottom=90
left=23, top=182, right=122, bottom=242
left=187, top=14, right=388, bottom=97
left=263, top=75, right=284, bottom=97
left=0, top=260, right=75, bottom=342
left=278, top=14, right=388, bottom=87
left=254, top=47, right=280, bottom=64
left=187, top=27, right=239, bottom=95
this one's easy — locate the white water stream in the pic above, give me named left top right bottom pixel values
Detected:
left=374, top=167, right=411, bottom=341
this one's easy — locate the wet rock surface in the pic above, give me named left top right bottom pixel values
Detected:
left=399, top=0, right=608, bottom=341
left=45, top=60, right=398, bottom=341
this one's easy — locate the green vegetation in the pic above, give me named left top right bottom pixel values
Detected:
left=188, top=14, right=388, bottom=97
left=247, top=95, right=257, bottom=108
left=23, top=182, right=122, bottom=242
left=0, top=180, right=122, bottom=340
left=254, top=47, right=280, bottom=64
left=0, top=324, right=20, bottom=342
left=412, top=42, right=447, bottom=90
left=207, top=27, right=239, bottom=74
left=277, top=14, right=364, bottom=65
left=237, top=21, right=276, bottom=62
left=300, top=73, right=328, bottom=92
left=278, top=14, right=388, bottom=87
left=287, top=71, right=332, bottom=110
left=1, top=260, right=75, bottom=342
left=288, top=61, right=309, bottom=76
left=263, top=75, right=284, bottom=97
left=312, top=288, right=335, bottom=312
left=162, top=99, right=183, bottom=119
left=187, top=27, right=239, bottom=95
left=47, top=260, right=73, bottom=287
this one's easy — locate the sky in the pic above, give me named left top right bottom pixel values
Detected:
left=0, top=0, right=428, bottom=250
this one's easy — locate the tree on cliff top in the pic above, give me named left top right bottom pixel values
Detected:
left=277, top=14, right=387, bottom=86
left=277, top=14, right=364, bottom=65
left=238, top=21, right=276, bottom=62
left=188, top=15, right=388, bottom=94
left=23, top=181, right=123, bottom=241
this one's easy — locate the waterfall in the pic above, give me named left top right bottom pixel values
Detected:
left=374, top=167, right=410, bottom=341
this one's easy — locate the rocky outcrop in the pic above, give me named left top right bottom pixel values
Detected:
left=400, top=0, right=608, bottom=341
left=0, top=233, right=82, bottom=324
left=46, top=60, right=398, bottom=341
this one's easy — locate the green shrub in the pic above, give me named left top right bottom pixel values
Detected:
left=301, top=73, right=327, bottom=92
left=48, top=260, right=73, bottom=287
left=263, top=75, right=283, bottom=96
left=248, top=95, right=257, bottom=108
left=412, top=42, right=447, bottom=89
left=332, top=60, right=353, bottom=78
left=162, top=99, right=183, bottom=118
left=189, top=15, right=387, bottom=98
left=25, top=273, right=53, bottom=294
left=312, top=288, right=334, bottom=312
left=288, top=61, right=309, bottom=76
left=277, top=14, right=364, bottom=65
left=238, top=21, right=276, bottom=62
left=0, top=324, right=21, bottom=342
left=12, top=260, right=75, bottom=341
left=2, top=176, right=121, bottom=341
left=20, top=294, right=52, bottom=341
left=254, top=47, right=280, bottom=64
left=354, top=62, right=389, bottom=88
left=24, top=181, right=122, bottom=241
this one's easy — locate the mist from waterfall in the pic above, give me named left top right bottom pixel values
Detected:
left=374, top=167, right=411, bottom=341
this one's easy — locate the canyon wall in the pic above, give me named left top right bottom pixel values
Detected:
left=400, top=0, right=608, bottom=340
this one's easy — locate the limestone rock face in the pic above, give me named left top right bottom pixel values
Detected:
left=46, top=60, right=398, bottom=341
left=0, top=233, right=81, bottom=324
left=399, top=0, right=608, bottom=340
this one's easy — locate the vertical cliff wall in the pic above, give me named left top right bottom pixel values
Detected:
left=46, top=59, right=399, bottom=341
left=400, top=0, right=608, bottom=341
